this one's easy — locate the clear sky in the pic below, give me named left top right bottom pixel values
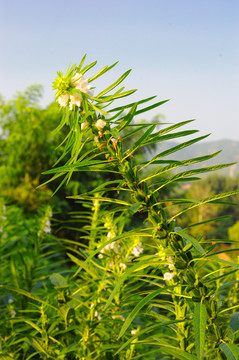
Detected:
left=1, top=0, right=239, bottom=141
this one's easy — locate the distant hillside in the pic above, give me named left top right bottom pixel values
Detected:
left=152, top=139, right=239, bottom=176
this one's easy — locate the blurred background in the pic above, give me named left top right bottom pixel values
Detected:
left=0, top=0, right=239, bottom=243
left=1, top=0, right=239, bottom=140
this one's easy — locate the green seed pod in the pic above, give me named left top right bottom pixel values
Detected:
left=180, top=338, right=188, bottom=351
left=169, top=240, right=181, bottom=251
left=210, top=299, right=217, bottom=314
left=169, top=233, right=181, bottom=242
left=124, top=161, right=135, bottom=183
left=186, top=285, right=195, bottom=293
left=172, top=275, right=180, bottom=283
left=192, top=288, right=201, bottom=297
left=199, top=284, right=207, bottom=297
left=192, top=296, right=201, bottom=302
left=185, top=270, right=196, bottom=285
left=143, top=181, right=149, bottom=196
left=180, top=251, right=189, bottom=262
left=154, top=223, right=168, bottom=239
left=174, top=259, right=187, bottom=269
left=135, top=193, right=145, bottom=202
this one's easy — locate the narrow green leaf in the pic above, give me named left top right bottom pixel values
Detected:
left=143, top=129, right=199, bottom=146
left=124, top=124, right=156, bottom=158
left=0, top=285, right=57, bottom=310
left=194, top=303, right=207, bottom=359
left=24, top=320, right=42, bottom=334
left=77, top=54, right=87, bottom=71
left=173, top=228, right=206, bottom=254
left=220, top=343, right=239, bottom=360
left=114, top=103, right=137, bottom=131
left=100, top=89, right=137, bottom=102
left=148, top=134, right=211, bottom=160
left=135, top=99, right=169, bottom=115
left=28, top=337, right=55, bottom=358
left=171, top=189, right=239, bottom=220
left=128, top=202, right=142, bottom=215
left=118, top=287, right=172, bottom=338
left=88, top=61, right=119, bottom=82
left=115, top=319, right=186, bottom=355
left=103, top=258, right=152, bottom=311
left=97, top=69, right=132, bottom=97
left=79, top=60, right=97, bottom=75
left=108, top=95, right=156, bottom=112
left=141, top=151, right=221, bottom=182
left=159, top=345, right=198, bottom=360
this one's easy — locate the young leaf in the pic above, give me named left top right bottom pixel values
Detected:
left=194, top=302, right=207, bottom=359
left=49, top=273, right=67, bottom=287
left=219, top=343, right=239, bottom=360
left=229, top=313, right=239, bottom=333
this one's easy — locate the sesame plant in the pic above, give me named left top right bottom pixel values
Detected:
left=1, top=55, right=239, bottom=360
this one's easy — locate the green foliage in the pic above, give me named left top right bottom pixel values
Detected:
left=0, top=55, right=239, bottom=359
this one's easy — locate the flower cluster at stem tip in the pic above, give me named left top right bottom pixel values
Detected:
left=53, top=71, right=92, bottom=110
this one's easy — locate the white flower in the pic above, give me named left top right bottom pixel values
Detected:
left=1, top=216, right=7, bottom=221
left=71, top=73, right=92, bottom=94
left=94, top=310, right=102, bottom=320
left=2, top=205, right=6, bottom=213
left=98, top=253, right=103, bottom=259
left=95, top=119, right=106, bottom=131
left=131, top=329, right=137, bottom=335
left=163, top=272, right=175, bottom=281
left=119, top=263, right=127, bottom=270
left=8, top=298, right=14, bottom=304
left=94, top=136, right=99, bottom=143
left=112, top=315, right=125, bottom=321
left=107, top=231, right=115, bottom=240
left=81, top=122, right=89, bottom=131
left=71, top=73, right=82, bottom=85
left=70, top=92, right=82, bottom=107
left=168, top=263, right=174, bottom=271
left=132, top=244, right=143, bottom=257
left=168, top=256, right=174, bottom=270
left=43, top=218, right=51, bottom=233
left=43, top=226, right=51, bottom=233
left=58, top=93, right=70, bottom=107
left=104, top=239, right=117, bottom=252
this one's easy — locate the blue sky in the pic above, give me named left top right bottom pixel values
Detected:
left=1, top=0, right=239, bottom=140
